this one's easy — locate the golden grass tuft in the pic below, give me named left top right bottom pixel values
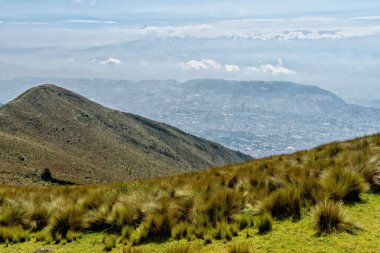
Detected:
left=312, top=200, right=360, bottom=235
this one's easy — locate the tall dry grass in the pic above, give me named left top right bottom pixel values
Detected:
left=0, top=134, right=379, bottom=248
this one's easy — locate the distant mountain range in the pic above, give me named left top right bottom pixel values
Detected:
left=0, top=84, right=250, bottom=185
left=1, top=78, right=380, bottom=157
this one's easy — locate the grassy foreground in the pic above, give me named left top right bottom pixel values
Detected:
left=1, top=193, right=379, bottom=253
left=0, top=134, right=380, bottom=252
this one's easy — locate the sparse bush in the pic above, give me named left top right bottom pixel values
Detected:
left=40, top=168, right=53, bottom=181
left=256, top=213, right=273, bottom=234
left=228, top=241, right=255, bottom=253
left=321, top=167, right=370, bottom=202
left=312, top=200, right=360, bottom=234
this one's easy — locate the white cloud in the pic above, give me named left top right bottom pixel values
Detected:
left=202, top=59, right=222, bottom=69
left=180, top=59, right=221, bottom=70
left=134, top=21, right=380, bottom=42
left=65, top=19, right=117, bottom=24
left=224, top=64, right=240, bottom=72
left=246, top=64, right=296, bottom=75
left=99, top=57, right=122, bottom=65
left=180, top=59, right=294, bottom=75
left=231, top=26, right=380, bottom=41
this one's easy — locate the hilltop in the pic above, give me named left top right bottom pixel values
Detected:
left=0, top=84, right=250, bottom=185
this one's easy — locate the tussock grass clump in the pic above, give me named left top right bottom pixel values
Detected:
left=228, top=241, right=255, bottom=253
left=0, top=194, right=5, bottom=206
left=171, top=222, right=189, bottom=240
left=259, top=186, right=301, bottom=220
left=107, top=201, right=143, bottom=232
left=236, top=213, right=254, bottom=229
left=321, top=167, right=370, bottom=202
left=212, top=222, right=238, bottom=241
left=0, top=205, right=26, bottom=227
left=167, top=243, right=197, bottom=253
left=202, top=188, right=244, bottom=226
left=300, top=179, right=327, bottom=206
left=356, top=156, right=380, bottom=192
left=144, top=213, right=172, bottom=241
left=0, top=134, right=379, bottom=247
left=103, top=234, right=117, bottom=251
left=26, top=205, right=50, bottom=232
left=0, top=226, right=29, bottom=244
left=121, top=225, right=135, bottom=240
left=49, top=206, right=89, bottom=240
left=256, top=213, right=273, bottom=234
left=123, top=246, right=144, bottom=253
left=169, top=195, right=194, bottom=224
left=312, top=200, right=360, bottom=235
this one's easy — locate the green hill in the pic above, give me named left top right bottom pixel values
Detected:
left=0, top=84, right=250, bottom=185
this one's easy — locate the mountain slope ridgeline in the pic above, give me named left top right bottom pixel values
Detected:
left=0, top=84, right=251, bottom=184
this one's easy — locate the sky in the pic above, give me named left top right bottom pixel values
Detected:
left=0, top=0, right=380, bottom=99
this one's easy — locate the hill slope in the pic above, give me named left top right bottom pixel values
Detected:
left=0, top=84, right=250, bottom=184
left=0, top=133, right=379, bottom=252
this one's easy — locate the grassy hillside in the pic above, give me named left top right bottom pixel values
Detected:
left=0, top=84, right=250, bottom=185
left=0, top=134, right=379, bottom=252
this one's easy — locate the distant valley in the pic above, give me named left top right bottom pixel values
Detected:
left=1, top=78, right=380, bottom=157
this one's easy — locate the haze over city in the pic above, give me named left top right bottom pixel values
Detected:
left=0, top=0, right=379, bottom=100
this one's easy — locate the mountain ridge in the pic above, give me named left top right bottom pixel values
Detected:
left=0, top=84, right=251, bottom=185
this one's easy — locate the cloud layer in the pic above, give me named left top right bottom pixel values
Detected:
left=180, top=59, right=296, bottom=75
left=99, top=57, right=122, bottom=65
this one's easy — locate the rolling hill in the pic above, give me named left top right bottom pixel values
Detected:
left=0, top=84, right=250, bottom=185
